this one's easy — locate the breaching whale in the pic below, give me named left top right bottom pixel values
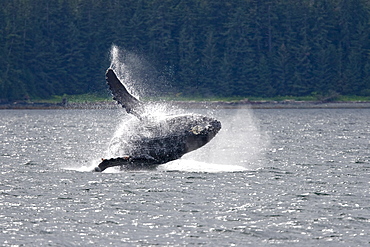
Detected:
left=94, top=69, right=221, bottom=172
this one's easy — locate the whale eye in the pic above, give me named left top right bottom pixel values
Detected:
left=190, top=125, right=204, bottom=135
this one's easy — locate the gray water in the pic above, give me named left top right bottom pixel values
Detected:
left=1, top=108, right=369, bottom=246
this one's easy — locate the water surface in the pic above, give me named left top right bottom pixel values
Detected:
left=0, top=108, right=369, bottom=246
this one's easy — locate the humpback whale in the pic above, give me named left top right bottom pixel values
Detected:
left=94, top=69, right=221, bottom=172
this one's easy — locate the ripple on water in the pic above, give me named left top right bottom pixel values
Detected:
left=1, top=109, right=370, bottom=246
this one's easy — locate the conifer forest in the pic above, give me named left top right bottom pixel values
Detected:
left=1, top=0, right=370, bottom=101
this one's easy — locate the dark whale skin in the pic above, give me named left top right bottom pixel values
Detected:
left=95, top=69, right=221, bottom=172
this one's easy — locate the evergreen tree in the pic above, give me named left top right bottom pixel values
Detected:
left=2, top=0, right=370, bottom=101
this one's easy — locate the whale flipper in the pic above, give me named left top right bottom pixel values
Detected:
left=106, top=68, right=143, bottom=117
left=95, top=155, right=159, bottom=172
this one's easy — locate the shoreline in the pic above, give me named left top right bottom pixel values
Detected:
left=2, top=100, right=370, bottom=110
left=170, top=100, right=370, bottom=109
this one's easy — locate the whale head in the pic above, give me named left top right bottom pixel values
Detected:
left=164, top=114, right=221, bottom=153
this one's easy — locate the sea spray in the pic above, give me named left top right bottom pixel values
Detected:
left=109, top=45, right=140, bottom=99
left=197, top=108, right=269, bottom=169
left=109, top=45, right=163, bottom=99
left=160, top=108, right=269, bottom=172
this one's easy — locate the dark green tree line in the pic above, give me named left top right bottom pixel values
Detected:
left=1, top=0, right=370, bottom=101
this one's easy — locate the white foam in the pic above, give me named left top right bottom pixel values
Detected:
left=158, top=159, right=247, bottom=173
left=64, top=159, right=101, bottom=172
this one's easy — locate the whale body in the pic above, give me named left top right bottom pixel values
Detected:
left=94, top=69, right=221, bottom=172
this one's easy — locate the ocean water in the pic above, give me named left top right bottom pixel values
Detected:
left=0, top=108, right=369, bottom=246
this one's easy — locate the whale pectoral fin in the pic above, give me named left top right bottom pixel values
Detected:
left=95, top=156, right=130, bottom=172
left=105, top=69, right=143, bottom=117
left=94, top=155, right=159, bottom=172
left=123, top=154, right=159, bottom=170
left=129, top=154, right=158, bottom=163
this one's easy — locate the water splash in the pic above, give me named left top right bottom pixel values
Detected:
left=159, top=108, right=269, bottom=173
left=109, top=45, right=162, bottom=98
left=105, top=45, right=268, bottom=173
left=109, top=45, right=140, bottom=98
left=109, top=45, right=119, bottom=69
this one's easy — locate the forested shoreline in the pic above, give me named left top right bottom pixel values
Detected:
left=1, top=0, right=370, bottom=102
